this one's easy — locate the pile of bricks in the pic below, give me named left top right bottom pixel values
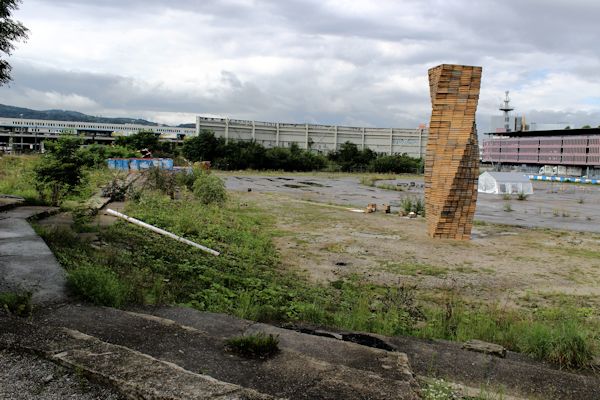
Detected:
left=425, top=64, right=482, bottom=240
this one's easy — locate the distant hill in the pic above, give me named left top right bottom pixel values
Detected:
left=0, top=104, right=194, bottom=128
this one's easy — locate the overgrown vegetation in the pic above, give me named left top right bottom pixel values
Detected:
left=67, top=264, right=128, bottom=307
left=418, top=290, right=597, bottom=369
left=36, top=179, right=598, bottom=369
left=0, top=291, right=33, bottom=317
left=400, top=196, right=425, bottom=215
left=1, top=138, right=128, bottom=206
left=225, top=333, right=280, bottom=359
left=13, top=150, right=594, bottom=370
left=182, top=130, right=421, bottom=173
left=192, top=171, right=228, bottom=205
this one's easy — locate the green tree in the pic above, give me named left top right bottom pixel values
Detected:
left=115, top=129, right=160, bottom=152
left=582, top=125, right=592, bottom=129
left=34, top=135, right=85, bottom=205
left=0, top=0, right=29, bottom=85
left=182, top=129, right=221, bottom=162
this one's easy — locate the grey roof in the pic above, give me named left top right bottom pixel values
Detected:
left=480, top=171, right=531, bottom=183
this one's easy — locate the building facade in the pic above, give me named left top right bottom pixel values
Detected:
left=0, top=117, right=195, bottom=152
left=196, top=116, right=428, bottom=158
left=482, top=128, right=600, bottom=176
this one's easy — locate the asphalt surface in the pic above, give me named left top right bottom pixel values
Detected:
left=225, top=175, right=600, bottom=233
left=0, top=206, right=67, bottom=304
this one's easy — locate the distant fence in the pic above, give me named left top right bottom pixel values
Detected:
left=196, top=116, right=428, bottom=158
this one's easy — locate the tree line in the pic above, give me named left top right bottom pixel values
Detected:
left=182, top=129, right=423, bottom=173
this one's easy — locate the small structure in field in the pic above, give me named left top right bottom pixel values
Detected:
left=478, top=171, right=533, bottom=195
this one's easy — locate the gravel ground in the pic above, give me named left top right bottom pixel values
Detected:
left=0, top=349, right=124, bottom=400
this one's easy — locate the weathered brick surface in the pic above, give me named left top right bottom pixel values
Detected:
left=425, top=64, right=482, bottom=240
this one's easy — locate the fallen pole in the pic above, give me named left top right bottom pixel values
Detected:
left=105, top=208, right=220, bottom=256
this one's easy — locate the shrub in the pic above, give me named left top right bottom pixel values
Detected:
left=517, top=192, right=528, bottom=201
left=225, top=333, right=280, bottom=359
left=67, top=265, right=128, bottom=307
left=143, top=167, right=177, bottom=198
left=77, top=144, right=138, bottom=168
left=369, top=154, right=421, bottom=174
left=0, top=291, right=33, bottom=317
left=192, top=173, right=227, bottom=205
left=34, top=135, right=86, bottom=205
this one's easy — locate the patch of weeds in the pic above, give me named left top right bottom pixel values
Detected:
left=421, top=378, right=458, bottom=400
left=359, top=174, right=396, bottom=187
left=322, top=242, right=346, bottom=253
left=225, top=333, right=280, bottom=359
left=503, top=202, right=513, bottom=212
left=516, top=192, right=528, bottom=201
left=67, top=265, right=129, bottom=307
left=0, top=291, right=33, bottom=317
left=382, top=261, right=447, bottom=277
left=454, top=266, right=478, bottom=274
left=417, top=291, right=597, bottom=369
left=193, top=172, right=227, bottom=205
left=502, top=193, right=511, bottom=200
left=376, top=183, right=405, bottom=192
left=400, top=196, right=425, bottom=215
left=517, top=320, right=594, bottom=369
left=578, top=197, right=585, bottom=204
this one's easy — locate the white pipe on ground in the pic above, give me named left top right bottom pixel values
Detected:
left=105, top=208, right=220, bottom=256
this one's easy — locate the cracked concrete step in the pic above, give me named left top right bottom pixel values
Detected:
left=145, top=306, right=600, bottom=400
left=35, top=305, right=420, bottom=399
left=140, top=306, right=416, bottom=384
left=0, top=317, right=275, bottom=400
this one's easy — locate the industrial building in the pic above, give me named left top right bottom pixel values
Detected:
left=481, top=92, right=600, bottom=177
left=0, top=117, right=195, bottom=152
left=0, top=115, right=428, bottom=158
left=196, top=116, right=428, bottom=157
left=482, top=128, right=600, bottom=177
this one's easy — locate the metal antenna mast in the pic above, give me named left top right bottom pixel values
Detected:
left=499, top=91, right=514, bottom=132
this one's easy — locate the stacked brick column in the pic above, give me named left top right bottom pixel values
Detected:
left=425, top=64, right=482, bottom=240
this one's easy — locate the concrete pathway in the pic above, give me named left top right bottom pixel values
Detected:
left=0, top=206, right=67, bottom=304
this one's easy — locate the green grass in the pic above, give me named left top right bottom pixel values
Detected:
left=382, top=261, right=447, bottom=277
left=418, top=295, right=598, bottom=369
left=0, top=291, right=33, bottom=317
left=0, top=155, right=115, bottom=206
left=0, top=155, right=41, bottom=202
left=225, top=333, right=280, bottom=359
left=359, top=174, right=397, bottom=187
left=34, top=179, right=599, bottom=369
left=38, top=190, right=424, bottom=337
left=66, top=264, right=129, bottom=307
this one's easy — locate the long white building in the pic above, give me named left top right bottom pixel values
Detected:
left=0, top=117, right=195, bottom=151
left=0, top=115, right=428, bottom=158
left=196, top=116, right=428, bottom=157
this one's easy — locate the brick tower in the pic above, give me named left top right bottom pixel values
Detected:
left=425, top=64, right=482, bottom=240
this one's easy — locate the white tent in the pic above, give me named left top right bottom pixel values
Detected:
left=478, top=172, right=533, bottom=195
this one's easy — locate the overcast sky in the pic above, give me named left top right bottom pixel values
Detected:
left=2, top=0, right=600, bottom=131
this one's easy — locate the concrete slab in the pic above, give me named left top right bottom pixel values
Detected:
left=0, top=207, right=66, bottom=304
left=36, top=305, right=421, bottom=400
left=0, top=318, right=276, bottom=400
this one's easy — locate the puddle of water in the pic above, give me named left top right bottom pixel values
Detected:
left=298, top=181, right=327, bottom=188
left=283, top=184, right=305, bottom=189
